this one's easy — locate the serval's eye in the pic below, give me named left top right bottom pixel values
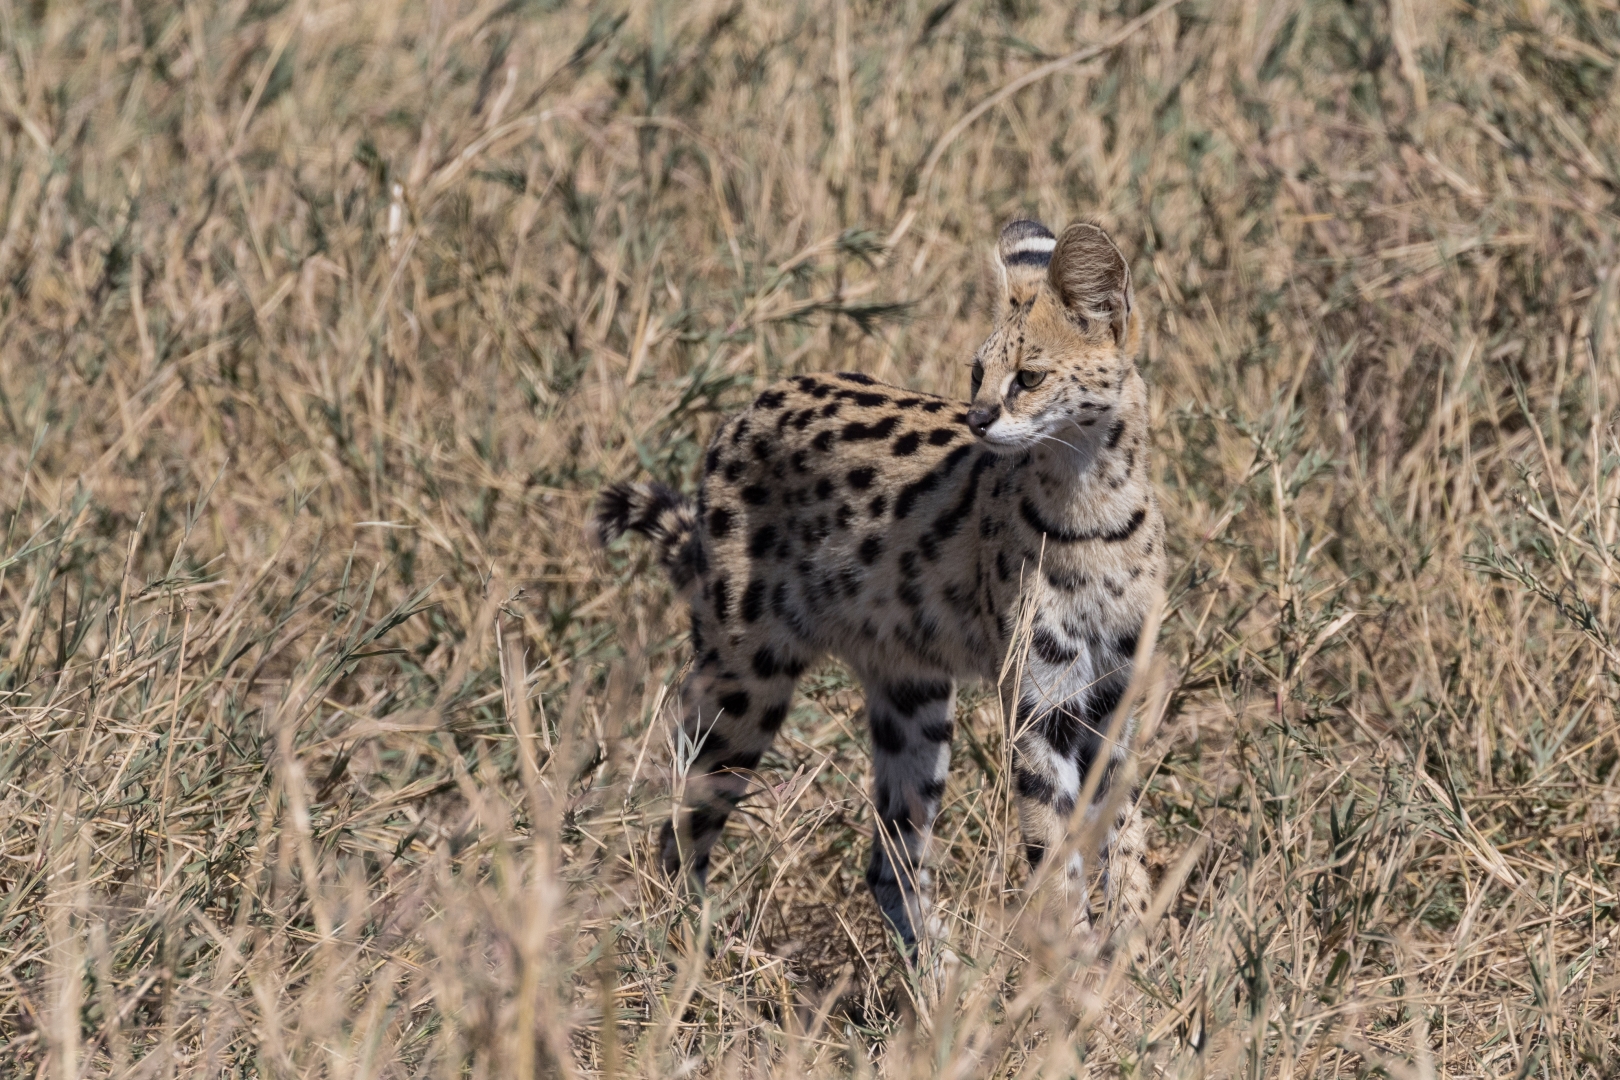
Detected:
left=970, top=361, right=984, bottom=398
left=1017, top=369, right=1047, bottom=390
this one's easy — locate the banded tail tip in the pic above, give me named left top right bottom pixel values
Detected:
left=588, top=481, right=693, bottom=551
left=587, top=482, right=639, bottom=549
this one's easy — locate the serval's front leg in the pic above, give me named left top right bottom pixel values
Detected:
left=862, top=674, right=955, bottom=955
left=1012, top=718, right=1094, bottom=936
left=1011, top=679, right=1133, bottom=941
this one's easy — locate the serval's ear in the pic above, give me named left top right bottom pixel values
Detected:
left=1048, top=222, right=1136, bottom=350
left=994, top=219, right=1056, bottom=300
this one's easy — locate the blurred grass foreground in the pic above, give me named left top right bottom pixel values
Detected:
left=3, top=0, right=1620, bottom=1075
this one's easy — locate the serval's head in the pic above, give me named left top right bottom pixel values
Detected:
left=966, top=219, right=1143, bottom=452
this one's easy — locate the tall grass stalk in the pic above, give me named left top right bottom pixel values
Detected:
left=2, top=0, right=1618, bottom=1074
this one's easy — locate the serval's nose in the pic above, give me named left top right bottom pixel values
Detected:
left=966, top=404, right=1000, bottom=439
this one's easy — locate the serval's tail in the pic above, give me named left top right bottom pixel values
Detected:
left=588, top=481, right=703, bottom=595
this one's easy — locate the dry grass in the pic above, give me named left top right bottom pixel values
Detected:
left=3, top=0, right=1620, bottom=1074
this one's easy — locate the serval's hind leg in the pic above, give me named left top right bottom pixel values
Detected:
left=660, top=630, right=806, bottom=887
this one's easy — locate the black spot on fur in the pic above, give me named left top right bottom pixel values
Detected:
left=847, top=467, right=876, bottom=490
left=892, top=431, right=921, bottom=456
left=1106, top=419, right=1126, bottom=449
left=1046, top=566, right=1089, bottom=590
left=752, top=647, right=806, bottom=680
left=837, top=371, right=876, bottom=385
left=812, top=430, right=835, bottom=452
left=692, top=726, right=730, bottom=758
left=724, top=460, right=745, bottom=482
left=718, top=690, right=750, bottom=717
left=858, top=535, right=884, bottom=564
left=713, top=577, right=731, bottom=620
left=759, top=702, right=789, bottom=732
left=1015, top=768, right=1056, bottom=805
left=896, top=466, right=944, bottom=521
left=1032, top=625, right=1078, bottom=665
left=814, top=477, right=834, bottom=500
left=1020, top=500, right=1146, bottom=543
left=869, top=712, right=907, bottom=753
left=888, top=678, right=950, bottom=716
left=1087, top=681, right=1126, bottom=728
left=709, top=506, right=734, bottom=538
left=869, top=493, right=887, bottom=517
left=928, top=427, right=957, bottom=446
left=836, top=503, right=854, bottom=529
left=741, top=484, right=770, bottom=506
left=755, top=389, right=786, bottom=410
left=926, top=450, right=996, bottom=543
left=1116, top=630, right=1140, bottom=657
left=749, top=524, right=778, bottom=558
left=1030, top=679, right=1128, bottom=766
left=919, top=719, right=953, bottom=743
left=820, top=401, right=842, bottom=418
left=687, top=802, right=729, bottom=837
left=874, top=803, right=914, bottom=834
left=1024, top=841, right=1046, bottom=867
left=842, top=416, right=900, bottom=442
left=741, top=580, right=767, bottom=622
left=705, top=445, right=723, bottom=474
left=895, top=443, right=974, bottom=519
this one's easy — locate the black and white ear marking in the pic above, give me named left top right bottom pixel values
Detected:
left=998, top=219, right=1057, bottom=269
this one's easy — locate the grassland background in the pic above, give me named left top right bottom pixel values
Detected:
left=3, top=0, right=1620, bottom=1075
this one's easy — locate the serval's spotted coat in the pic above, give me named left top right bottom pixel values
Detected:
left=593, top=219, right=1164, bottom=952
